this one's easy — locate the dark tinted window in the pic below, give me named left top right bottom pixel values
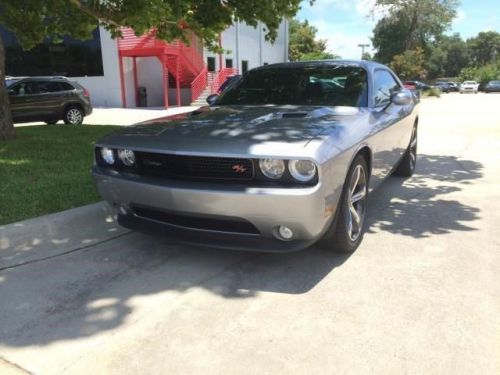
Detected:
left=9, top=81, right=37, bottom=96
left=207, top=57, right=216, bottom=72
left=242, top=60, right=249, bottom=74
left=60, top=82, right=75, bottom=91
left=217, top=65, right=368, bottom=107
left=1, top=27, right=104, bottom=77
left=37, top=81, right=64, bottom=93
left=5, top=79, right=19, bottom=88
left=225, top=58, right=233, bottom=68
left=374, top=70, right=400, bottom=107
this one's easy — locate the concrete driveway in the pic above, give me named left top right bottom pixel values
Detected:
left=1, top=94, right=499, bottom=375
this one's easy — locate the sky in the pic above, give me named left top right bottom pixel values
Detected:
left=296, top=0, right=500, bottom=59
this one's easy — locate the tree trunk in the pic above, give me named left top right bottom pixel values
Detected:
left=0, top=32, right=15, bottom=141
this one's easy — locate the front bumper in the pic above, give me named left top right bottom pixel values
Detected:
left=92, top=167, right=338, bottom=252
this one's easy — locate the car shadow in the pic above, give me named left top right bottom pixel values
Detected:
left=0, top=154, right=482, bottom=348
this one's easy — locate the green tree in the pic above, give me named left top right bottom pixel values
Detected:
left=288, top=19, right=338, bottom=61
left=467, top=31, right=500, bottom=65
left=389, top=47, right=427, bottom=80
left=0, top=0, right=302, bottom=140
left=372, top=0, right=459, bottom=63
left=427, top=33, right=470, bottom=78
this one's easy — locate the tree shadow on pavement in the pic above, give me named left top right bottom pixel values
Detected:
left=366, top=154, right=482, bottom=238
left=0, top=154, right=482, bottom=348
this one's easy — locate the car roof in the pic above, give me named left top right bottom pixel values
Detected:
left=5, top=76, right=69, bottom=81
left=251, top=59, right=389, bottom=72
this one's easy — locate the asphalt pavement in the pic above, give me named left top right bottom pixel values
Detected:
left=1, top=93, right=499, bottom=374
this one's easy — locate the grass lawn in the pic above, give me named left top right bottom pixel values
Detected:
left=0, top=125, right=120, bottom=225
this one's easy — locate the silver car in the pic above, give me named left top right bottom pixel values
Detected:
left=92, top=61, right=418, bottom=253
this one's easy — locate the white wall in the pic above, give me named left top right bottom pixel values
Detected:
left=72, top=27, right=122, bottom=107
left=204, top=20, right=288, bottom=73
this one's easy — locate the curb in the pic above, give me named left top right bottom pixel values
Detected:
left=0, top=202, right=128, bottom=270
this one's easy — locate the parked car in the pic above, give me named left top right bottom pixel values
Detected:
left=403, top=80, right=432, bottom=91
left=92, top=61, right=419, bottom=253
left=5, top=76, right=92, bottom=125
left=217, top=75, right=241, bottom=94
left=402, top=81, right=421, bottom=99
left=434, top=81, right=451, bottom=93
left=460, top=80, right=479, bottom=94
left=448, top=82, right=460, bottom=92
left=484, top=80, right=500, bottom=93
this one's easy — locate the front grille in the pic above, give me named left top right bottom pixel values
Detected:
left=136, top=152, right=254, bottom=181
left=131, top=205, right=260, bottom=234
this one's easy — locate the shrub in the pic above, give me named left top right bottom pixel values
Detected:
left=422, top=87, right=442, bottom=97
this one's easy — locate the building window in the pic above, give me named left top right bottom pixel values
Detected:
left=207, top=57, right=216, bottom=72
left=242, top=60, right=249, bottom=74
left=263, top=62, right=268, bottom=65
left=225, top=58, right=233, bottom=68
left=1, top=27, right=104, bottom=77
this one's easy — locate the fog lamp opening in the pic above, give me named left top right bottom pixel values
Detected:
left=275, top=226, right=294, bottom=241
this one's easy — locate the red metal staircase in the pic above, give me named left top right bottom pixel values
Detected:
left=117, top=28, right=207, bottom=108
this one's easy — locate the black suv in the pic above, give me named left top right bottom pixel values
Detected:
left=5, top=76, right=93, bottom=125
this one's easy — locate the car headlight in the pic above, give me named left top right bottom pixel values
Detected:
left=289, top=160, right=316, bottom=182
left=259, top=159, right=285, bottom=179
left=100, top=147, right=115, bottom=165
left=117, top=149, right=135, bottom=166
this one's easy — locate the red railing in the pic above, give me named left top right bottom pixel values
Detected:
left=210, top=68, right=239, bottom=94
left=191, top=67, right=208, bottom=101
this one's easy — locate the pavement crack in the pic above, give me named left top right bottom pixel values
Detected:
left=0, top=356, right=33, bottom=375
left=0, top=232, right=132, bottom=272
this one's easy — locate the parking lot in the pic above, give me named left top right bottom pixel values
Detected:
left=1, top=93, right=499, bottom=374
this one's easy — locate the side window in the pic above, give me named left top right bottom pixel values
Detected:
left=60, top=82, right=75, bottom=91
left=38, top=81, right=63, bottom=93
left=373, top=70, right=400, bottom=107
left=10, top=81, right=37, bottom=96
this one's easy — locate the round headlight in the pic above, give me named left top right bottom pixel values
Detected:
left=117, top=149, right=135, bottom=166
left=289, top=160, right=316, bottom=182
left=259, top=159, right=285, bottom=179
left=100, top=147, right=115, bottom=165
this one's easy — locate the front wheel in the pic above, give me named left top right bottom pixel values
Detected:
left=64, top=107, right=84, bottom=125
left=319, top=155, right=369, bottom=253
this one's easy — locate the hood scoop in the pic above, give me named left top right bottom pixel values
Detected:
left=281, top=112, right=308, bottom=118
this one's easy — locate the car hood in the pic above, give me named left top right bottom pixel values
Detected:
left=96, top=105, right=367, bottom=158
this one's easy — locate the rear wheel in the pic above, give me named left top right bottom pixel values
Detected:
left=393, top=124, right=417, bottom=177
left=64, top=106, right=84, bottom=125
left=320, top=155, right=369, bottom=253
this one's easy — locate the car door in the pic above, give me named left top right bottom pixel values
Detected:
left=8, top=80, right=39, bottom=122
left=368, top=69, right=413, bottom=186
left=35, top=80, right=64, bottom=118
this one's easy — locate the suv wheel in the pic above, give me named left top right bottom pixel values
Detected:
left=64, top=106, right=84, bottom=125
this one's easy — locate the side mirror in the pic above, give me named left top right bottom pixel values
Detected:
left=391, top=90, right=413, bottom=105
left=7, top=89, right=15, bottom=96
left=206, top=94, right=219, bottom=105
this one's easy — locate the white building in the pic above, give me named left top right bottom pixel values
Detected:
left=3, top=20, right=288, bottom=108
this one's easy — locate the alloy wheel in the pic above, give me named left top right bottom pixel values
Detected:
left=347, top=164, right=367, bottom=242
left=409, top=126, right=417, bottom=171
left=67, top=108, right=83, bottom=124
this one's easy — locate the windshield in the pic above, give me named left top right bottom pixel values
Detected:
left=490, top=81, right=500, bottom=84
left=464, top=81, right=477, bottom=85
left=5, top=79, right=19, bottom=88
left=216, top=65, right=368, bottom=107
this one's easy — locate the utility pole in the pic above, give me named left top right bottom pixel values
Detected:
left=358, top=44, right=370, bottom=59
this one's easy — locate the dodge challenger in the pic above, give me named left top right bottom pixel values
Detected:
left=92, top=60, right=419, bottom=253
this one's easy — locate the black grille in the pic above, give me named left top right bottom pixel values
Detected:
left=131, top=205, right=260, bottom=234
left=136, top=152, right=254, bottom=181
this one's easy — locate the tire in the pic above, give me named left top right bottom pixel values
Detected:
left=319, top=155, right=369, bottom=253
left=64, top=106, right=84, bottom=125
left=393, top=124, right=417, bottom=177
